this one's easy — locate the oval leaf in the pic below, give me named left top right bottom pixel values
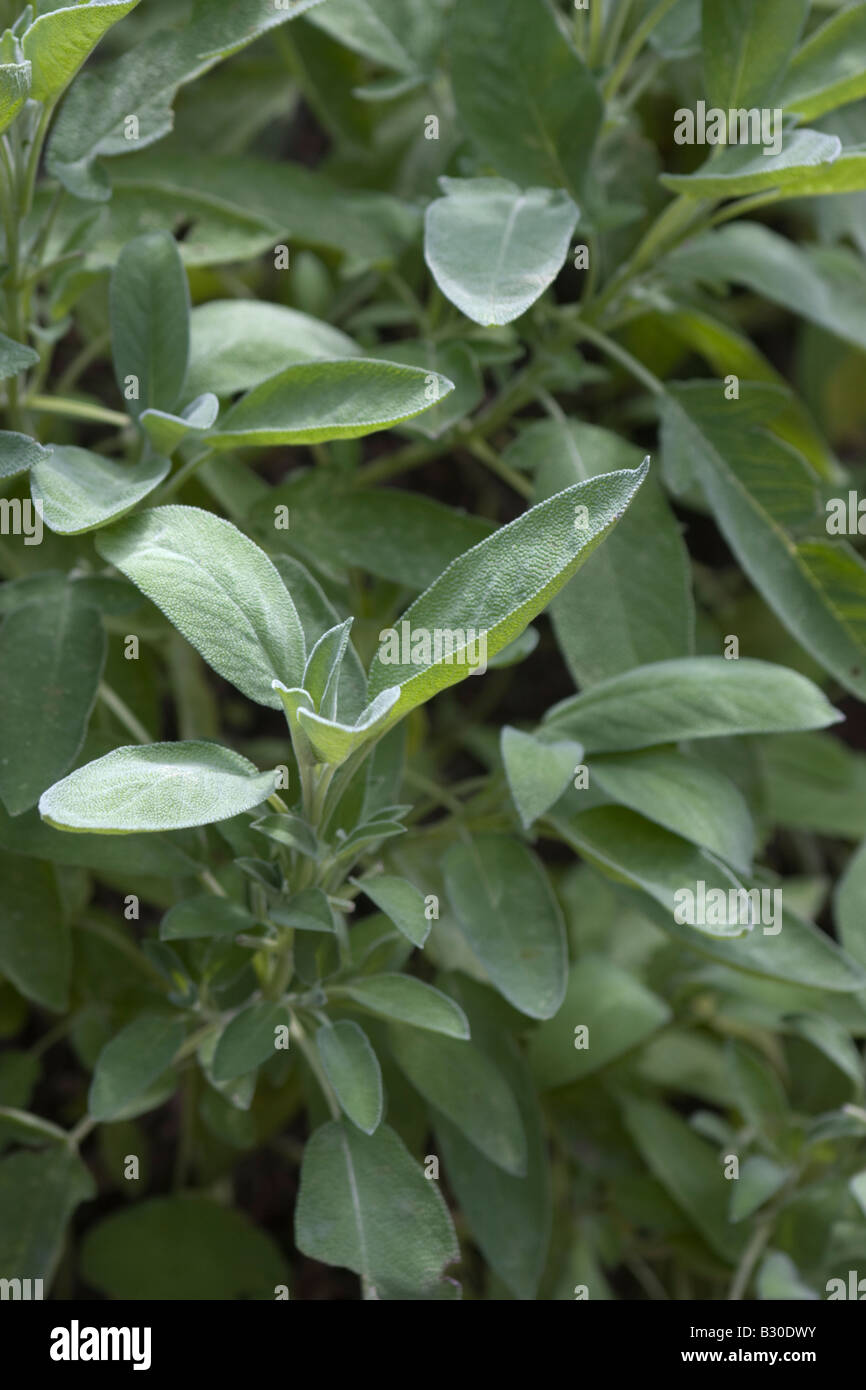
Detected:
left=316, top=1020, right=383, bottom=1135
left=31, top=446, right=169, bottom=535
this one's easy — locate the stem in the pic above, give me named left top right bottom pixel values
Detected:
left=25, top=394, right=129, bottom=427
left=290, top=1016, right=340, bottom=1119
left=588, top=0, right=605, bottom=66
left=198, top=869, right=228, bottom=898
left=573, top=321, right=665, bottom=397
left=467, top=438, right=532, bottom=498
left=603, top=0, right=635, bottom=66
left=153, top=446, right=215, bottom=503
left=98, top=682, right=153, bottom=744
left=603, top=0, right=679, bottom=101
left=728, top=1219, right=773, bottom=1301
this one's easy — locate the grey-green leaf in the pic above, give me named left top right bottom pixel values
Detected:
left=0, top=431, right=51, bottom=480
left=0, top=1148, right=94, bottom=1286
left=212, top=1002, right=290, bottom=1082
left=40, top=741, right=278, bottom=833
left=350, top=875, right=430, bottom=948
left=0, top=331, right=38, bottom=380
left=0, top=60, right=30, bottom=136
left=184, top=299, right=359, bottom=400
left=89, top=1012, right=186, bottom=1121
left=96, top=506, right=306, bottom=706
left=22, top=0, right=140, bottom=102
left=31, top=446, right=169, bottom=535
left=0, top=849, right=69, bottom=1011
left=340, top=974, right=469, bottom=1039
left=110, top=230, right=190, bottom=419
left=701, top=0, right=808, bottom=111
left=780, top=3, right=866, bottom=122
left=501, top=725, right=582, bottom=829
left=316, top=1021, right=383, bottom=1135
left=424, top=178, right=578, bottom=327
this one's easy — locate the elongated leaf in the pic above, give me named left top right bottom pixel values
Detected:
left=307, top=0, right=441, bottom=76
left=554, top=807, right=866, bottom=991
left=47, top=0, right=328, bottom=199
left=22, top=0, right=140, bottom=101
left=351, top=875, right=430, bottom=949
left=81, top=1195, right=289, bottom=1299
left=501, top=726, right=583, bottom=829
left=835, top=841, right=866, bottom=969
left=89, top=1012, right=186, bottom=1121
left=296, top=687, right=400, bottom=766
left=591, top=749, right=755, bottom=873
left=781, top=3, right=866, bottom=121
left=444, top=836, right=567, bottom=1020
left=0, top=594, right=105, bottom=815
left=0, top=849, right=69, bottom=1011
left=0, top=60, right=30, bottom=136
left=528, top=956, right=670, bottom=1089
left=0, top=332, right=38, bottom=380
left=339, top=975, right=469, bottom=1039
left=0, top=1148, right=94, bottom=1286
left=295, top=1121, right=458, bottom=1298
left=316, top=1021, right=383, bottom=1134
left=303, top=619, right=353, bottom=720
left=424, top=178, right=578, bottom=327
left=212, top=1002, right=290, bottom=1082
left=184, top=300, right=359, bottom=400
left=449, top=0, right=602, bottom=199
left=161, top=894, right=256, bottom=941
left=140, top=393, right=219, bottom=454
left=206, top=358, right=452, bottom=447
left=661, top=128, right=848, bottom=198
left=31, top=446, right=169, bottom=535
left=0, top=801, right=199, bottom=878
left=0, top=431, right=51, bottom=480
left=662, top=384, right=866, bottom=701
left=529, top=418, right=694, bottom=685
left=701, top=0, right=808, bottom=111
left=373, top=340, right=482, bottom=440
left=367, top=463, right=649, bottom=727
left=546, top=656, right=839, bottom=751
left=40, top=742, right=278, bottom=833
left=389, top=1025, right=527, bottom=1176
left=110, top=231, right=190, bottom=419
left=96, top=506, right=305, bottom=707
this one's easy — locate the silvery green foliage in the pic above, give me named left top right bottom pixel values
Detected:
left=0, top=0, right=866, bottom=1307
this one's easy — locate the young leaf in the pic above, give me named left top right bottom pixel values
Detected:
left=295, top=1121, right=458, bottom=1299
left=30, top=446, right=169, bottom=535
left=501, top=726, right=583, bottom=829
left=0, top=59, right=30, bottom=135
left=268, top=887, right=335, bottom=934
left=389, top=1025, right=528, bottom=1177
left=96, top=506, right=306, bottom=707
left=39, top=742, right=279, bottom=833
left=0, top=594, right=106, bottom=815
left=449, top=0, right=602, bottom=200
left=296, top=687, right=400, bottom=766
left=350, top=874, right=430, bottom=949
left=661, top=129, right=847, bottom=199
left=338, top=975, right=469, bottom=1039
left=366, top=462, right=649, bottom=728
left=89, top=1012, right=186, bottom=1121
left=444, top=836, right=568, bottom=1020
left=780, top=3, right=866, bottom=122
left=701, top=0, right=808, bottom=112
left=545, top=656, right=841, bottom=751
left=302, top=619, right=353, bottom=720
left=424, top=178, right=579, bottom=327
left=205, top=358, right=453, bottom=447
left=110, top=230, right=190, bottom=419
left=22, top=0, right=140, bottom=102
left=212, top=1002, right=291, bottom=1082
left=315, top=1021, right=383, bottom=1135
left=139, top=392, right=219, bottom=454
left=184, top=300, right=359, bottom=400
left=0, top=849, right=69, bottom=1011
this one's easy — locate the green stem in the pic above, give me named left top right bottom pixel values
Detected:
left=573, top=321, right=665, bottom=397
left=153, top=446, right=215, bottom=503
left=467, top=438, right=532, bottom=498
left=98, top=682, right=153, bottom=744
left=603, top=0, right=635, bottom=66
left=603, top=0, right=679, bottom=101
left=25, top=394, right=129, bottom=427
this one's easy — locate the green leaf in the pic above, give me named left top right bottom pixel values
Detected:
left=502, top=726, right=582, bottom=828
left=528, top=955, right=671, bottom=1089
left=701, top=0, right=808, bottom=111
left=139, top=393, right=219, bottom=455
left=350, top=874, right=430, bottom=949
left=0, top=430, right=51, bottom=480
left=449, top=0, right=602, bottom=200
left=0, top=801, right=199, bottom=877
left=46, top=0, right=329, bottom=200
left=110, top=231, right=190, bottom=419
left=662, top=384, right=866, bottom=702
left=252, top=811, right=318, bottom=858
left=756, top=1250, right=819, bottom=1300
left=81, top=1195, right=289, bottom=1299
left=40, top=741, right=278, bottom=833
left=295, top=1121, right=458, bottom=1298
left=389, top=1025, right=527, bottom=1176
left=591, top=749, right=755, bottom=874
left=184, top=299, right=359, bottom=400
left=761, top=733, right=866, bottom=840
left=206, top=358, right=452, bottom=448
left=96, top=506, right=306, bottom=707
left=529, top=419, right=694, bottom=685
left=316, top=1020, right=383, bottom=1134
left=366, top=462, right=649, bottom=728
left=554, top=807, right=866, bottom=991
left=372, top=340, right=482, bottom=440
left=212, top=1002, right=290, bottom=1082
left=339, top=974, right=469, bottom=1039
left=780, top=3, right=866, bottom=121
left=22, top=0, right=140, bottom=102
left=307, top=0, right=441, bottom=76
left=444, top=836, right=568, bottom=1020
left=424, top=178, right=578, bottom=327
left=0, top=593, right=105, bottom=815
left=545, top=656, right=841, bottom=750
left=0, top=331, right=38, bottom=380
left=302, top=619, right=353, bottom=720
left=0, top=59, right=30, bottom=136
left=161, top=894, right=256, bottom=941
left=730, top=1155, right=791, bottom=1223
left=89, top=1012, right=186, bottom=1121
left=620, top=1094, right=745, bottom=1263
left=661, top=128, right=849, bottom=199
left=296, top=686, right=400, bottom=766
left=835, top=839, right=866, bottom=968
left=0, top=1148, right=94, bottom=1285
left=254, top=473, right=493, bottom=591
left=268, top=887, right=335, bottom=934
left=0, top=849, right=69, bottom=1011
left=31, top=446, right=169, bottom=535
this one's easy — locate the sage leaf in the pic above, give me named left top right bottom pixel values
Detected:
left=110, top=230, right=190, bottom=419
left=780, top=3, right=866, bottom=122
left=701, top=0, right=808, bottom=111
left=31, top=446, right=169, bottom=535
left=0, top=1148, right=94, bottom=1284
left=501, top=726, right=582, bottom=829
left=350, top=874, right=430, bottom=949
left=315, top=1021, right=383, bottom=1135
left=22, top=0, right=140, bottom=102
left=184, top=299, right=359, bottom=400
left=0, top=849, right=69, bottom=1011
left=339, top=975, right=469, bottom=1039
left=89, top=1012, right=186, bottom=1121
left=0, top=331, right=38, bottom=380
left=212, top=1002, right=291, bottom=1082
